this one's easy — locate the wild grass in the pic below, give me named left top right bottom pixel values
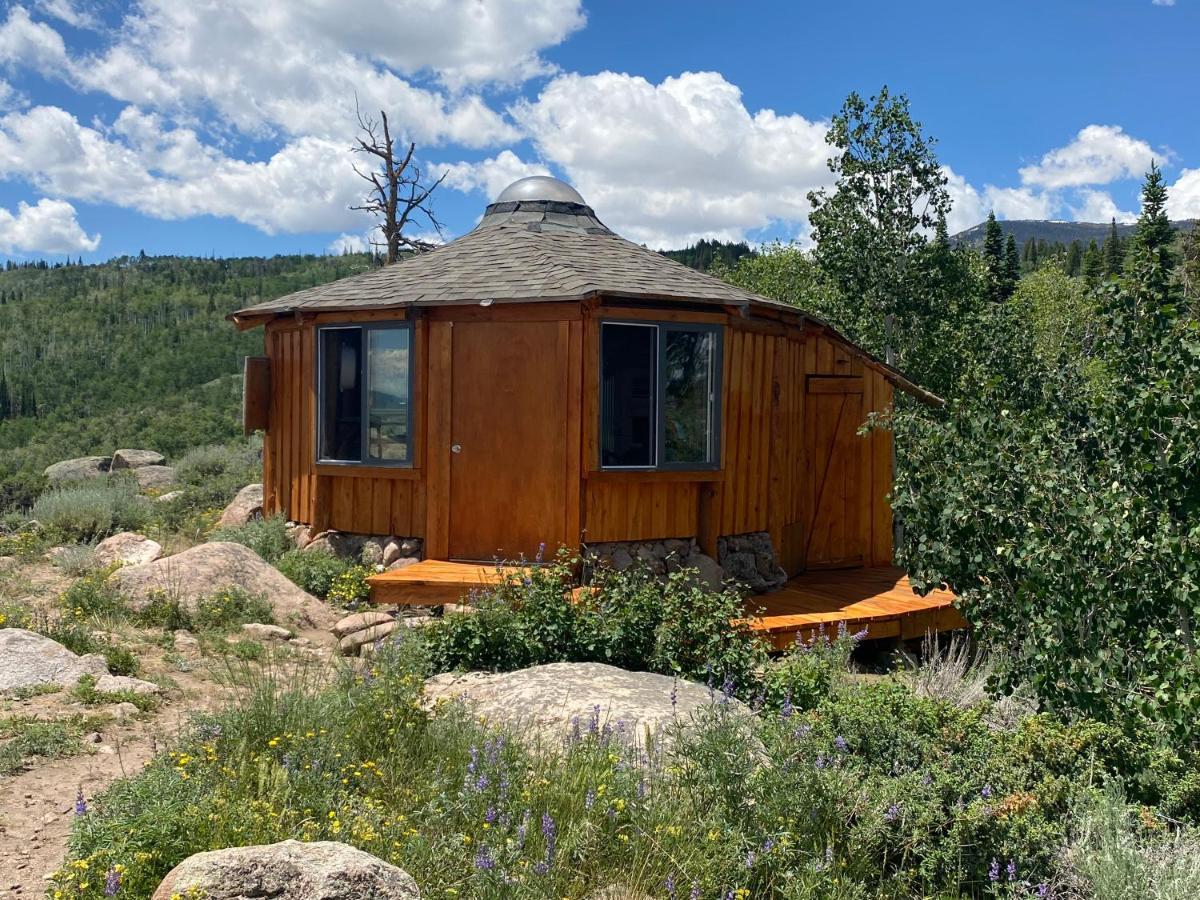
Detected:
left=209, top=514, right=292, bottom=564
left=0, top=715, right=93, bottom=775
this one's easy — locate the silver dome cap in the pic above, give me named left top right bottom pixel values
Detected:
left=495, top=175, right=585, bottom=205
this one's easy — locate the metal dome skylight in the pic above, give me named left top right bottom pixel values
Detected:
left=495, top=175, right=585, bottom=205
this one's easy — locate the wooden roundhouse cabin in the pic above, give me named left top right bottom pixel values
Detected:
left=231, top=176, right=962, bottom=645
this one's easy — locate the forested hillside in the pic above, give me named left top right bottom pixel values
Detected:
left=0, top=253, right=375, bottom=509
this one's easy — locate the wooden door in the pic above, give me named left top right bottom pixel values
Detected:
left=801, top=375, right=867, bottom=569
left=447, top=320, right=570, bottom=561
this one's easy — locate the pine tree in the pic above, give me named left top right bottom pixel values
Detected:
left=1083, top=239, right=1103, bottom=288
left=1182, top=223, right=1200, bottom=298
left=1103, top=218, right=1123, bottom=277
left=0, top=371, right=8, bottom=421
left=1131, top=161, right=1174, bottom=271
left=1066, top=241, right=1083, bottom=277
left=1003, top=234, right=1021, bottom=297
left=982, top=212, right=1006, bottom=301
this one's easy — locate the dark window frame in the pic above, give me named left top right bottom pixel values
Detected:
left=599, top=319, right=723, bottom=472
left=315, top=321, right=415, bottom=468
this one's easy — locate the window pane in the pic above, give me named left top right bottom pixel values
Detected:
left=601, top=323, right=656, bottom=467
left=367, top=327, right=411, bottom=462
left=319, top=328, right=362, bottom=461
left=663, top=329, right=715, bottom=465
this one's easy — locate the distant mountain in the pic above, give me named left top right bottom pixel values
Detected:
left=660, top=239, right=756, bottom=271
left=952, top=219, right=1197, bottom=248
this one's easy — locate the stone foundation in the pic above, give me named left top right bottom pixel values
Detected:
left=286, top=524, right=423, bottom=569
left=583, top=538, right=723, bottom=591
left=717, top=531, right=787, bottom=593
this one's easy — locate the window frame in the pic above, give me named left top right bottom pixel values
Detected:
left=598, top=319, right=723, bottom=472
left=315, top=321, right=415, bottom=468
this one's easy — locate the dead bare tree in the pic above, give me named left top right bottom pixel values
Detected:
left=350, top=104, right=445, bottom=263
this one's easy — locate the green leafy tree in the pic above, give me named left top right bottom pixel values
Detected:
left=806, top=86, right=950, bottom=364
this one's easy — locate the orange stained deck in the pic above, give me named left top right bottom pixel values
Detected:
left=366, top=559, right=520, bottom=606
left=369, top=560, right=966, bottom=647
left=748, top=565, right=966, bottom=649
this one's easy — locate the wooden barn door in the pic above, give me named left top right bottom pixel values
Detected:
left=445, top=320, right=570, bottom=561
left=801, top=375, right=867, bottom=569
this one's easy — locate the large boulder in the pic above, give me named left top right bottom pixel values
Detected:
left=0, top=629, right=158, bottom=695
left=92, top=532, right=163, bottom=568
left=110, top=542, right=334, bottom=629
left=43, top=456, right=110, bottom=484
left=151, top=840, right=420, bottom=900
left=134, top=465, right=177, bottom=490
left=111, top=448, right=165, bottom=470
left=423, top=662, right=747, bottom=750
left=218, top=483, right=264, bottom=528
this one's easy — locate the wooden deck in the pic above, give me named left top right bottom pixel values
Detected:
left=747, top=566, right=965, bottom=649
left=369, top=561, right=966, bottom=648
left=366, top=559, right=519, bottom=606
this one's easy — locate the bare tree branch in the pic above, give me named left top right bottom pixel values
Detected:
left=349, top=99, right=446, bottom=263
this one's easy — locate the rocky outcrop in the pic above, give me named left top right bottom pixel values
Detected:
left=111, top=448, right=165, bottom=470
left=0, top=629, right=158, bottom=696
left=218, top=483, right=264, bottom=527
left=717, top=531, right=787, bottom=593
left=133, top=465, right=177, bottom=490
left=92, top=532, right=163, bottom=568
left=110, top=542, right=334, bottom=629
left=241, top=622, right=293, bottom=642
left=150, top=840, right=420, bottom=900
left=43, top=456, right=111, bottom=484
left=423, top=662, right=747, bottom=750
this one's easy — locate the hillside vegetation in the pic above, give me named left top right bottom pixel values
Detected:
left=0, top=253, right=375, bottom=510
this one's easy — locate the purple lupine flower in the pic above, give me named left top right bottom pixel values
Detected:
left=466, top=746, right=479, bottom=775
left=780, top=693, right=794, bottom=720
left=584, top=789, right=596, bottom=810
left=834, top=735, right=849, bottom=753
left=74, top=790, right=87, bottom=816
left=851, top=626, right=869, bottom=644
left=474, top=846, right=496, bottom=870
left=665, top=873, right=676, bottom=899
left=793, top=723, right=812, bottom=741
left=637, top=779, right=647, bottom=800
left=1036, top=884, right=1049, bottom=897
left=988, top=859, right=1000, bottom=883
left=670, top=681, right=678, bottom=709
left=745, top=849, right=756, bottom=868
left=474, top=772, right=489, bottom=792
left=690, top=884, right=701, bottom=900
left=104, top=868, right=121, bottom=896
left=1006, top=860, right=1017, bottom=882
left=515, top=809, right=530, bottom=850
left=981, top=784, right=993, bottom=799
left=814, top=753, right=828, bottom=770
left=762, top=837, right=776, bottom=853
left=538, top=810, right=557, bottom=872
left=484, top=806, right=498, bottom=824
left=921, top=773, right=932, bottom=787
left=885, top=803, right=900, bottom=823
left=535, top=542, right=546, bottom=564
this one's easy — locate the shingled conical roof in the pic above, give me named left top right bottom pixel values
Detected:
left=230, top=177, right=784, bottom=323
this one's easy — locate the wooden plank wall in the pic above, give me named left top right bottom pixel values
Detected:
left=262, top=317, right=425, bottom=538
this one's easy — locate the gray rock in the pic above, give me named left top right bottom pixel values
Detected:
left=111, top=449, right=165, bottom=470
left=43, top=456, right=111, bottom=484
left=304, top=531, right=365, bottom=559
left=0, top=629, right=158, bottom=696
left=338, top=621, right=398, bottom=655
left=682, top=553, right=725, bottom=592
left=173, top=630, right=200, bottom=653
left=386, top=556, right=420, bottom=572
left=291, top=523, right=314, bottom=549
left=134, top=465, right=177, bottom=490
left=440, top=603, right=476, bottom=616
left=332, top=610, right=394, bottom=639
left=0, top=555, right=16, bottom=572
left=218, top=483, right=264, bottom=528
left=155, top=490, right=184, bottom=504
left=241, top=623, right=293, bottom=642
left=360, top=539, right=384, bottom=566
left=588, top=886, right=653, bottom=900
left=423, top=662, right=748, bottom=751
left=92, top=532, right=163, bottom=568
left=150, top=839, right=420, bottom=900
left=399, top=538, right=422, bottom=556
left=381, top=538, right=402, bottom=567
left=113, top=701, right=140, bottom=722
left=610, top=547, right=634, bottom=571
left=111, top=542, right=334, bottom=629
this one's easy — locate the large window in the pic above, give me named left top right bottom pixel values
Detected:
left=600, top=321, right=721, bottom=470
left=318, top=323, right=413, bottom=465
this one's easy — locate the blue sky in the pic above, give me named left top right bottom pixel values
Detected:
left=0, top=0, right=1195, bottom=262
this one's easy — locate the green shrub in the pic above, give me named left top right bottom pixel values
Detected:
left=102, top=645, right=139, bottom=677
left=69, top=673, right=156, bottom=711
left=49, top=544, right=99, bottom=576
left=173, top=440, right=262, bottom=512
left=421, top=558, right=769, bottom=694
left=210, top=514, right=292, bottom=563
left=137, top=586, right=274, bottom=633
left=0, top=526, right=45, bottom=558
left=227, top=639, right=264, bottom=661
left=58, top=568, right=127, bottom=619
left=0, top=716, right=86, bottom=775
left=276, top=549, right=350, bottom=599
left=31, top=477, right=149, bottom=542
left=326, top=564, right=374, bottom=608
left=762, top=622, right=861, bottom=713
left=0, top=600, right=33, bottom=630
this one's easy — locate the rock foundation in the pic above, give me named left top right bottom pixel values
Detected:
left=717, top=531, right=788, bottom=593
left=290, top=526, right=423, bottom=568
left=585, top=531, right=787, bottom=594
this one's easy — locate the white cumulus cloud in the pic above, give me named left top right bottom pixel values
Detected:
left=1070, top=189, right=1137, bottom=223
left=1168, top=168, right=1200, bottom=220
left=1019, top=124, right=1160, bottom=189
left=0, top=197, right=98, bottom=254
left=498, top=70, right=831, bottom=247
left=436, top=150, right=551, bottom=203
